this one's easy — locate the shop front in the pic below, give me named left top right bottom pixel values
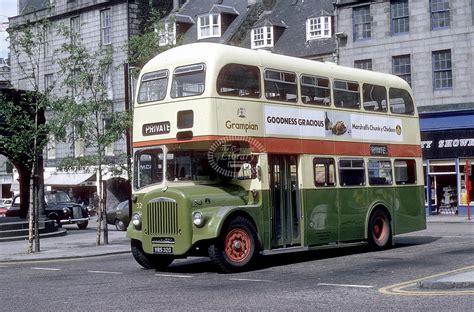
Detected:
left=420, top=111, right=474, bottom=216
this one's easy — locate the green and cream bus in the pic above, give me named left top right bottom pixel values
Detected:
left=127, top=43, right=426, bottom=273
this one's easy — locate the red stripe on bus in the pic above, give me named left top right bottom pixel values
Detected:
left=133, top=135, right=422, bottom=157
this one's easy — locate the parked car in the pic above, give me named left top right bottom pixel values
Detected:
left=4, top=196, right=20, bottom=217
left=44, top=190, right=89, bottom=229
left=0, top=198, right=12, bottom=217
left=106, top=200, right=130, bottom=231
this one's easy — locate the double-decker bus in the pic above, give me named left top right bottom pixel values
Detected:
left=127, top=43, right=426, bottom=273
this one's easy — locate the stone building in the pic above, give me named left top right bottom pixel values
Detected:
left=8, top=0, right=182, bottom=205
left=334, top=0, right=474, bottom=215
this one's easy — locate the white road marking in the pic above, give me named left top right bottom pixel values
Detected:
left=31, top=267, right=61, bottom=271
left=155, top=274, right=193, bottom=278
left=229, top=278, right=272, bottom=283
left=317, top=283, right=373, bottom=289
left=0, top=265, right=9, bottom=268
left=88, top=270, right=123, bottom=275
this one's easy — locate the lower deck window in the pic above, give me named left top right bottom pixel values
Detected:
left=339, top=158, right=365, bottom=186
left=313, top=157, right=336, bottom=187
left=395, top=159, right=417, bottom=184
left=368, top=159, right=393, bottom=185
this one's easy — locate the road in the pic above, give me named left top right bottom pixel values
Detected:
left=0, top=222, right=473, bottom=311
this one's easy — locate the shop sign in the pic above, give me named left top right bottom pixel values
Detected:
left=421, top=129, right=474, bottom=159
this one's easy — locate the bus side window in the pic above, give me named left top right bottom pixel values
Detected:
left=301, top=75, right=331, bottom=106
left=394, top=159, right=417, bottom=184
left=363, top=84, right=387, bottom=112
left=339, top=158, right=365, bottom=186
left=389, top=88, right=414, bottom=115
left=313, top=158, right=336, bottom=187
left=368, top=159, right=392, bottom=185
left=264, top=69, right=297, bottom=102
left=217, top=64, right=261, bottom=98
left=333, top=80, right=360, bottom=109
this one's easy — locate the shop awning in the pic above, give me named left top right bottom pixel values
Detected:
left=44, top=172, right=96, bottom=186
left=420, top=112, right=474, bottom=131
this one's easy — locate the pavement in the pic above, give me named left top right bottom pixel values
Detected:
left=0, top=215, right=472, bottom=289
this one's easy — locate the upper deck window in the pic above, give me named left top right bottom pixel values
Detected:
left=137, top=70, right=169, bottom=104
left=171, top=63, right=206, bottom=98
left=264, top=69, right=297, bottom=102
left=333, top=80, right=360, bottom=109
left=217, top=64, right=260, bottom=98
left=301, top=75, right=331, bottom=106
left=363, top=83, right=387, bottom=112
left=389, top=88, right=414, bottom=115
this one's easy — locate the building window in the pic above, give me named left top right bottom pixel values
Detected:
left=392, top=55, right=411, bottom=86
left=158, top=22, right=176, bottom=46
left=100, top=9, right=111, bottom=45
left=251, top=26, right=273, bottom=49
left=430, top=0, right=450, bottom=29
left=70, top=16, right=80, bottom=44
left=391, top=0, right=409, bottom=35
left=197, top=14, right=220, bottom=39
left=432, top=49, right=452, bottom=89
left=306, top=16, right=332, bottom=40
left=353, top=5, right=371, bottom=41
left=44, top=73, right=53, bottom=92
left=354, top=59, right=372, bottom=70
left=43, top=24, right=53, bottom=58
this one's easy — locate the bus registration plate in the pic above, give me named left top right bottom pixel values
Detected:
left=153, top=246, right=173, bottom=254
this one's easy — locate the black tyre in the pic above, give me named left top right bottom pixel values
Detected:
left=208, top=216, right=259, bottom=273
left=131, top=240, right=173, bottom=270
left=77, top=220, right=88, bottom=230
left=367, top=209, right=392, bottom=250
left=115, top=219, right=127, bottom=231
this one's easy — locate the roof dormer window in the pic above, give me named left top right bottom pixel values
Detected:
left=158, top=22, right=176, bottom=46
left=251, top=26, right=273, bottom=49
left=306, top=16, right=332, bottom=40
left=197, top=13, right=221, bottom=39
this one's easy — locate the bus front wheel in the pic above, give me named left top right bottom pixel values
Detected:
left=208, top=216, right=259, bottom=273
left=131, top=240, right=173, bottom=270
left=368, top=209, right=392, bottom=251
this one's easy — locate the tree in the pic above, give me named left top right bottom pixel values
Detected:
left=5, top=11, right=56, bottom=253
left=51, top=27, right=131, bottom=245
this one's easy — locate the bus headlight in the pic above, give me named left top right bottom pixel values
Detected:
left=132, top=213, right=142, bottom=230
left=192, top=211, right=204, bottom=227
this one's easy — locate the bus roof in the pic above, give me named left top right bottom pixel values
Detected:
left=142, top=42, right=411, bottom=91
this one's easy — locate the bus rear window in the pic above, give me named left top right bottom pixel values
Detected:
left=389, top=88, right=414, bottom=115
left=301, top=75, right=331, bottom=106
left=137, top=70, right=168, bottom=104
left=339, top=158, right=365, bottom=186
left=264, top=69, right=297, bottom=102
left=171, top=63, right=205, bottom=98
left=334, top=80, right=360, bottom=109
left=217, top=64, right=260, bottom=98
left=363, top=84, right=387, bottom=112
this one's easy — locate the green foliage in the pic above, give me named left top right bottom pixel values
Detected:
left=50, top=28, right=132, bottom=174
left=128, top=9, right=178, bottom=68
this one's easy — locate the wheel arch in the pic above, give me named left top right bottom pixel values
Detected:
left=364, top=202, right=392, bottom=240
left=216, top=209, right=262, bottom=251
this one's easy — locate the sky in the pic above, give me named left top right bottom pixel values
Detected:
left=0, top=0, right=18, bottom=59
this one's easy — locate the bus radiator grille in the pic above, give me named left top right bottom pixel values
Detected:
left=146, top=201, right=179, bottom=235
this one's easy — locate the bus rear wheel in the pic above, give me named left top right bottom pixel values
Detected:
left=368, top=209, right=392, bottom=250
left=131, top=240, right=173, bottom=270
left=208, top=216, right=259, bottom=273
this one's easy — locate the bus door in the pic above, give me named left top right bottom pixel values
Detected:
left=268, top=154, right=301, bottom=248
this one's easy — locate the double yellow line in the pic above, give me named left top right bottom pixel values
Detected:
left=379, top=265, right=474, bottom=296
